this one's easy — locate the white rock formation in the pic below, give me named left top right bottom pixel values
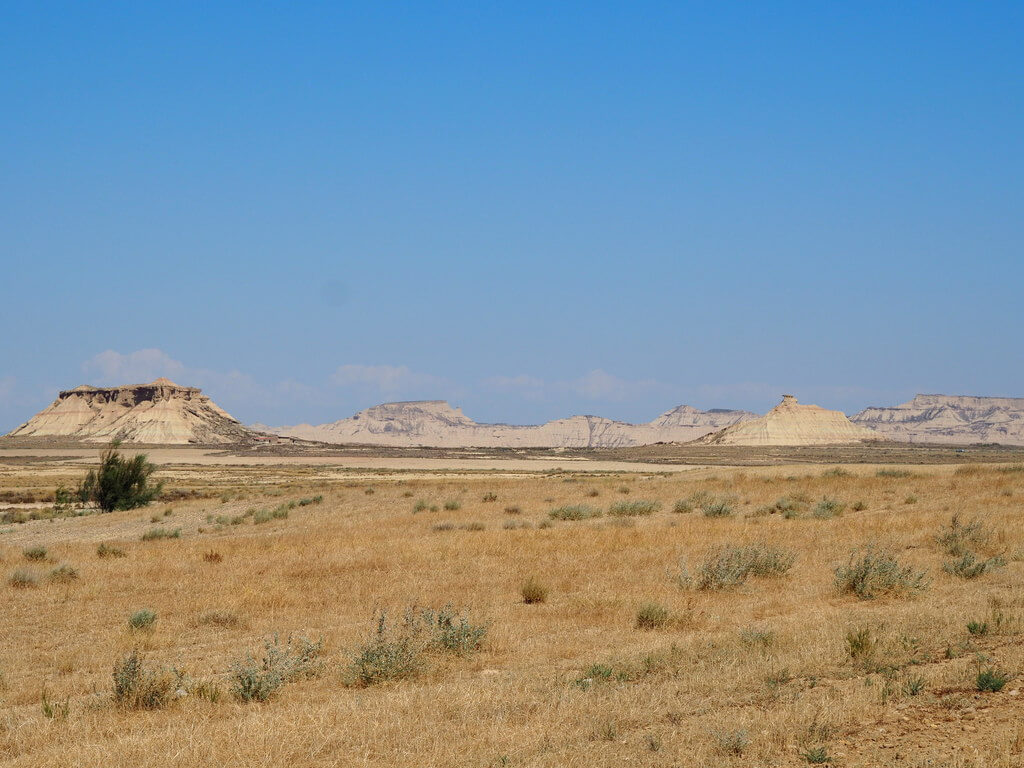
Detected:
left=698, top=395, right=879, bottom=446
left=7, top=379, right=256, bottom=444
left=852, top=394, right=1024, bottom=445
left=267, top=400, right=756, bottom=448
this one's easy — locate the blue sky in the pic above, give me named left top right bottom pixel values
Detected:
left=2, top=2, right=1022, bottom=430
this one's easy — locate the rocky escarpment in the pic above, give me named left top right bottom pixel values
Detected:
left=698, top=395, right=879, bottom=446
left=7, top=378, right=258, bottom=444
left=852, top=394, right=1024, bottom=445
left=267, top=400, right=756, bottom=448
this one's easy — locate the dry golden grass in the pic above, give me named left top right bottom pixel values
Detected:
left=1, top=460, right=1023, bottom=767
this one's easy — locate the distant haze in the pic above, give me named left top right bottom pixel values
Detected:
left=1, top=5, right=1021, bottom=432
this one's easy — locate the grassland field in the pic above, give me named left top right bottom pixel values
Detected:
left=1, top=448, right=1022, bottom=767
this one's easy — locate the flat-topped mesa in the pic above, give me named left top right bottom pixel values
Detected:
left=698, top=395, right=879, bottom=446
left=7, top=380, right=257, bottom=445
left=852, top=394, right=1024, bottom=445
left=267, top=401, right=758, bottom=448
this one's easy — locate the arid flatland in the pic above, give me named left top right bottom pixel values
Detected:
left=1, top=446, right=1022, bottom=767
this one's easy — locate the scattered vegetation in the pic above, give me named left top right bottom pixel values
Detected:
left=812, top=497, right=845, bottom=519
left=701, top=496, right=736, bottom=518
left=23, top=545, right=47, bottom=561
left=635, top=602, right=672, bottom=630
left=47, top=564, right=78, bottom=583
left=9, top=568, right=38, bottom=588
left=943, top=551, right=1006, bottom=579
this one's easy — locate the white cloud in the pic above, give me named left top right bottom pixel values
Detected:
left=83, top=349, right=186, bottom=385
left=330, top=364, right=444, bottom=392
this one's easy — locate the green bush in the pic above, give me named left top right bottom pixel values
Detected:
left=443, top=500, right=461, bottom=511
left=635, top=602, right=671, bottom=630
left=834, top=546, right=929, bottom=599
left=812, top=498, right=846, bottom=519
left=9, top=568, right=38, bottom=588
left=23, top=546, right=47, bottom=562
left=141, top=527, right=181, bottom=541
left=128, top=609, right=157, bottom=631
left=78, top=443, right=162, bottom=512
left=608, top=500, right=661, bottom=517
left=686, top=544, right=795, bottom=590
left=548, top=504, right=601, bottom=521
left=230, top=634, right=323, bottom=702
left=345, top=612, right=424, bottom=687
left=47, top=565, right=78, bottom=584
left=419, top=605, right=489, bottom=654
left=976, top=666, right=1010, bottom=692
left=936, top=514, right=990, bottom=556
left=701, top=497, right=736, bottom=518
left=112, top=649, right=182, bottom=709
left=943, top=551, right=1006, bottom=580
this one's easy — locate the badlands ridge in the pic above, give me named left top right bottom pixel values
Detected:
left=6, top=380, right=1024, bottom=447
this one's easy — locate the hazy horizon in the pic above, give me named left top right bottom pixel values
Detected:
left=2, top=4, right=1021, bottom=432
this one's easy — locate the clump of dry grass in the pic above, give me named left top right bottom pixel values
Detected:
left=548, top=504, right=601, bottom=521
left=520, top=576, right=548, bottom=604
left=112, top=649, right=182, bottom=710
left=608, top=500, right=661, bottom=517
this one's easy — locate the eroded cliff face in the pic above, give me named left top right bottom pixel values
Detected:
left=7, top=378, right=255, bottom=444
left=699, top=395, right=879, bottom=446
left=852, top=395, right=1024, bottom=445
left=267, top=401, right=756, bottom=448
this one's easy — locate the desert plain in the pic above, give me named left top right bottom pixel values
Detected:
left=1, top=443, right=1023, bottom=768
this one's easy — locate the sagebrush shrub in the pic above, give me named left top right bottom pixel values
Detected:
left=128, top=609, right=157, bottom=630
left=112, top=649, right=182, bottom=709
left=834, top=546, right=929, bottom=599
left=23, top=546, right=47, bottom=562
left=609, top=500, right=661, bottom=517
left=943, top=551, right=1005, bottom=580
left=230, top=635, right=323, bottom=702
left=548, top=504, right=601, bottom=521
left=687, top=544, right=796, bottom=590
left=635, top=602, right=671, bottom=630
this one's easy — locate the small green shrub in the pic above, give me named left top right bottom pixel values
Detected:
left=9, top=568, right=38, bottom=588
left=701, top=497, right=735, bottom=518
left=712, top=728, right=749, bottom=755
left=548, top=504, right=601, bottom=521
left=443, top=500, right=461, bottom=511
left=503, top=506, right=521, bottom=515
left=520, top=577, right=548, bottom=604
left=904, top=495, right=918, bottom=505
left=296, top=495, right=323, bottom=506
left=834, top=546, right=929, bottom=599
left=846, top=626, right=877, bottom=662
left=412, top=499, right=429, bottom=513
left=876, top=468, right=913, bottom=478
left=943, top=551, right=1006, bottom=580
left=822, top=467, right=851, bottom=478
left=936, top=514, right=991, bottom=556
left=482, top=492, right=498, bottom=503
left=141, top=527, right=181, bottom=541
left=812, top=498, right=846, bottom=519
left=128, top=609, right=157, bottom=631
left=23, top=546, right=47, bottom=562
left=976, top=666, right=1010, bottom=692
left=635, top=602, right=671, bottom=630
left=345, top=613, right=424, bottom=687
left=112, top=650, right=182, bottom=709
left=967, top=620, right=989, bottom=636
left=230, top=634, right=323, bottom=701
left=47, top=565, right=78, bottom=584
left=609, top=500, right=661, bottom=517
left=851, top=499, right=868, bottom=511
left=903, top=675, right=926, bottom=696
left=801, top=746, right=832, bottom=764
left=687, top=544, right=795, bottom=590
left=419, top=605, right=489, bottom=654
left=97, top=542, right=126, bottom=559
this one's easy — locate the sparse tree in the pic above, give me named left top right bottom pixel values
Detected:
left=77, top=442, right=161, bottom=512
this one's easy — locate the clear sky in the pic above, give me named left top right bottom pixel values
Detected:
left=2, top=2, right=1022, bottom=431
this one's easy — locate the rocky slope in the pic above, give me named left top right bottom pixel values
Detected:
left=699, top=395, right=879, bottom=446
left=852, top=394, right=1024, bottom=445
left=7, top=379, right=257, bottom=444
left=267, top=400, right=756, bottom=448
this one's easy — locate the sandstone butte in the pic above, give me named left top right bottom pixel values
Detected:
left=851, top=394, right=1024, bottom=446
left=6, top=378, right=254, bottom=445
left=262, top=400, right=758, bottom=448
left=698, top=394, right=880, bottom=446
